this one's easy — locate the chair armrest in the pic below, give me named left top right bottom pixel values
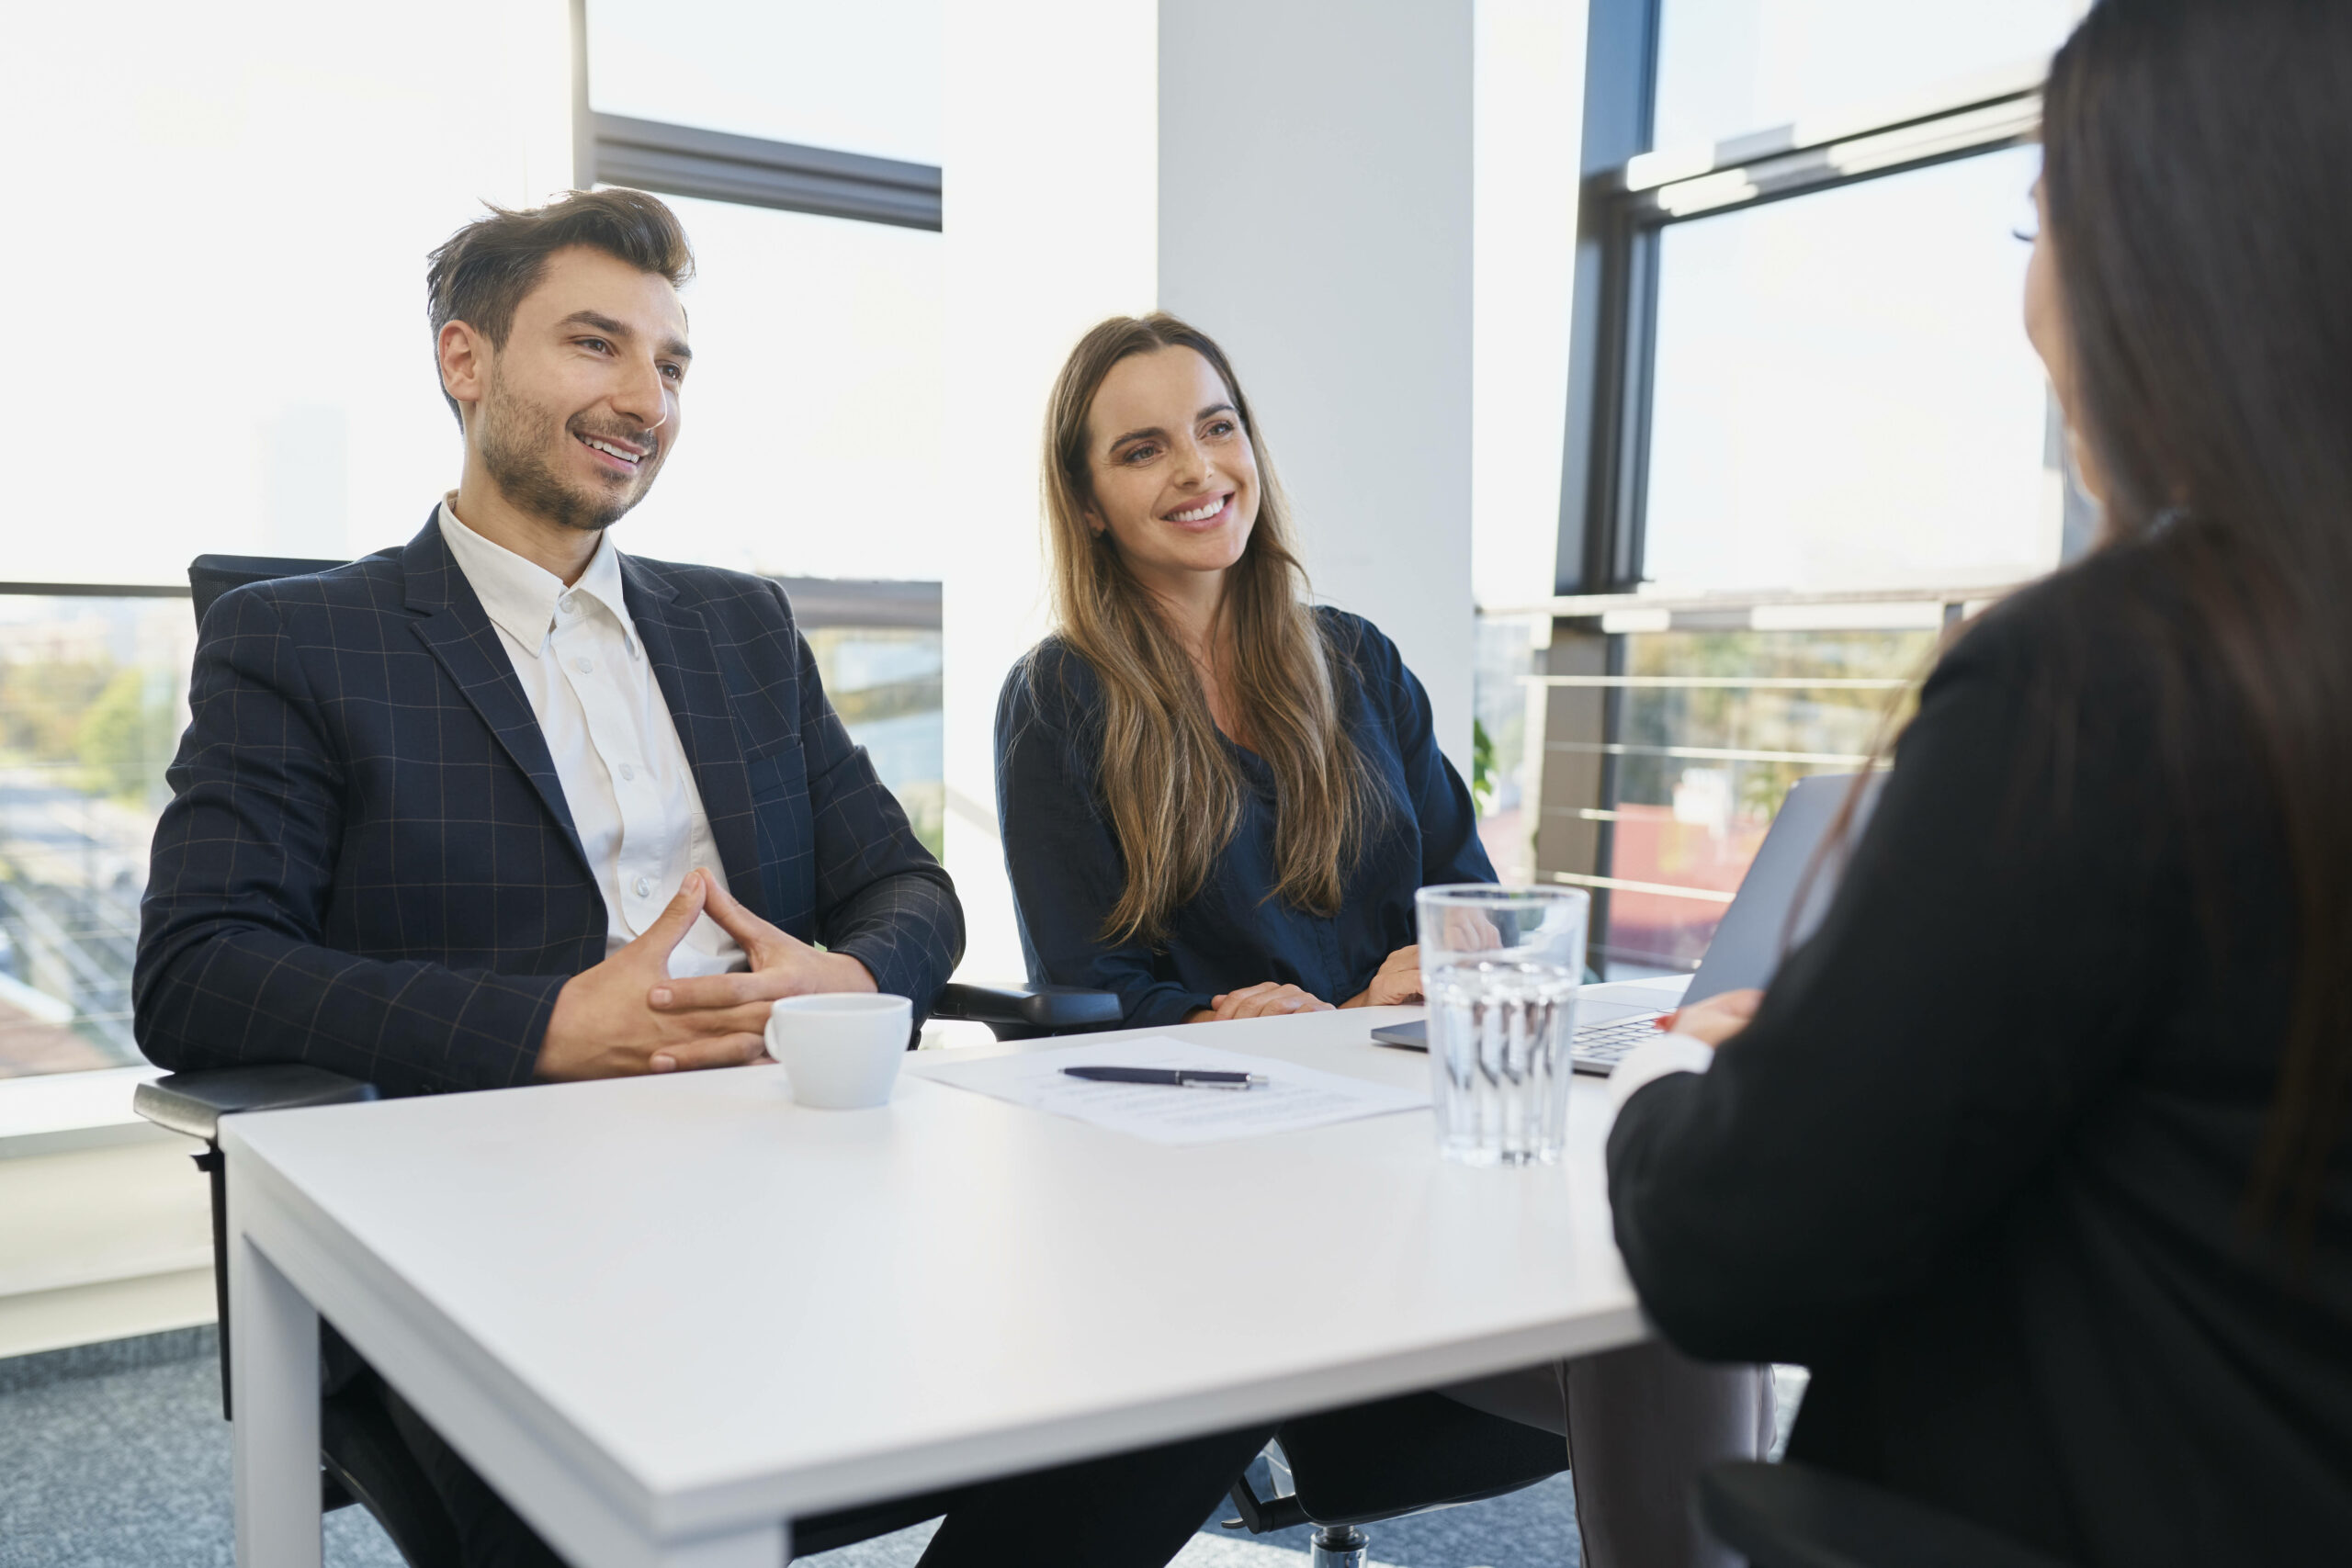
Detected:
left=1223, top=1472, right=1312, bottom=1536
left=133, top=1066, right=379, bottom=1144
left=932, top=982, right=1123, bottom=1032
left=1696, top=1461, right=2075, bottom=1568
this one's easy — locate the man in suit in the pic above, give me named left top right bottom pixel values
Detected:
left=136, top=189, right=956, bottom=1092
left=133, top=189, right=1269, bottom=1567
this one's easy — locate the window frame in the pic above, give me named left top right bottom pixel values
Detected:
left=1558, top=0, right=2051, bottom=601
left=1542, top=0, right=2073, bottom=968
left=568, top=1, right=942, bottom=232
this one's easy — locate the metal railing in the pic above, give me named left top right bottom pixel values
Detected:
left=1525, top=581, right=2004, bottom=958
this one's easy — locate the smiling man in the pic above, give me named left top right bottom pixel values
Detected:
left=138, top=188, right=958, bottom=1094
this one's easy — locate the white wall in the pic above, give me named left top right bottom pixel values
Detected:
left=0, top=1129, right=214, bottom=1358
left=939, top=0, right=1159, bottom=981
left=1159, top=0, right=1478, bottom=774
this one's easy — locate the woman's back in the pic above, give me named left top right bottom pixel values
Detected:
left=1607, top=5, right=2352, bottom=1555
left=1607, top=536, right=2352, bottom=1563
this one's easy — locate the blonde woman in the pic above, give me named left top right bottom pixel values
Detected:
left=995, top=311, right=1476, bottom=1023
left=995, top=313, right=1771, bottom=1568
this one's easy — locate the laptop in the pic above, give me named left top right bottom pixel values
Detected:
left=1371, top=772, right=1884, bottom=1075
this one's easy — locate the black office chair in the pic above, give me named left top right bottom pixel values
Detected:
left=142, top=555, right=1122, bottom=1565
left=1695, top=1461, right=2076, bottom=1568
left=1220, top=1390, right=1568, bottom=1567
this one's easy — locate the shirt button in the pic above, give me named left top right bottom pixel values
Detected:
left=559, top=594, right=576, bottom=615
left=634, top=875, right=652, bottom=897
left=574, top=657, right=593, bottom=674
left=618, top=762, right=636, bottom=782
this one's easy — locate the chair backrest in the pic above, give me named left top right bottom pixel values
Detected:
left=187, top=553, right=348, bottom=627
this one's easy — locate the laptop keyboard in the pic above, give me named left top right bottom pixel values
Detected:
left=1571, top=1012, right=1667, bottom=1069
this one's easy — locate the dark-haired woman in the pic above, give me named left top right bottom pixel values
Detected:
left=1600, top=2, right=2352, bottom=1562
left=996, top=311, right=1772, bottom=1568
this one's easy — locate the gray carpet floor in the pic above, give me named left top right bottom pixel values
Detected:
left=1, top=1329, right=1802, bottom=1567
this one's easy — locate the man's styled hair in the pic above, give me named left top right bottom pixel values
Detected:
left=425, top=187, right=695, bottom=426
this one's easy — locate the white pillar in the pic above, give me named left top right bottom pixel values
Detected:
left=941, top=0, right=1476, bottom=982
left=1159, top=0, right=1477, bottom=774
left=1474, top=0, right=1587, bottom=614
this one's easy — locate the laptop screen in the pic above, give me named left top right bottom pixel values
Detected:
left=1683, top=772, right=1884, bottom=1004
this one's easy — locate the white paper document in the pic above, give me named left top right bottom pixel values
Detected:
left=911, top=1037, right=1427, bottom=1145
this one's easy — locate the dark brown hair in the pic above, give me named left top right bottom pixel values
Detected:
left=2042, top=0, right=2352, bottom=1231
left=1035, top=313, right=1388, bottom=945
left=424, top=187, right=695, bottom=426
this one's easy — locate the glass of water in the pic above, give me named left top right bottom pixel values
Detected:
left=1417, top=885, right=1590, bottom=1167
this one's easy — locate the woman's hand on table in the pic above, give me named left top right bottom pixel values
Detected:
left=1658, top=988, right=1763, bottom=1047
left=1193, top=982, right=1337, bottom=1021
left=1340, top=945, right=1423, bottom=1008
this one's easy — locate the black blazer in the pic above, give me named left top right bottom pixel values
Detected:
left=134, top=514, right=962, bottom=1097
left=994, top=608, right=1493, bottom=1024
left=1605, top=542, right=2352, bottom=1564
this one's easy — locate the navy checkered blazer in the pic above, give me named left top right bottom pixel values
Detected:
left=133, top=514, right=963, bottom=1097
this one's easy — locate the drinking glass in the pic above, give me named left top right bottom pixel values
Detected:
left=1417, top=885, right=1590, bottom=1167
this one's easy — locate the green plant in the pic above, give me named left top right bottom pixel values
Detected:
left=1470, top=716, right=1496, bottom=817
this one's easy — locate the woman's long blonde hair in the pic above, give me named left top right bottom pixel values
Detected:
left=1036, top=312, right=1386, bottom=946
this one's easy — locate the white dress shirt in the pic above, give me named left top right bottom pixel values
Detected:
left=437, top=501, right=747, bottom=978
left=1606, top=1030, right=1716, bottom=1113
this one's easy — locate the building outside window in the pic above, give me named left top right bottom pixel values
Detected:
left=0, top=598, right=193, bottom=1080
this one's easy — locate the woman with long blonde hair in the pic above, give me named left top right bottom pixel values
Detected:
left=995, top=310, right=1473, bottom=1021
left=996, top=313, right=1773, bottom=1568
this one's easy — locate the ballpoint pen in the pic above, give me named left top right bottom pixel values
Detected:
left=1060, top=1066, right=1269, bottom=1090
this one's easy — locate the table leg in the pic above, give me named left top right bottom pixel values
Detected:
left=657, top=1522, right=789, bottom=1567
left=231, top=1226, right=321, bottom=1568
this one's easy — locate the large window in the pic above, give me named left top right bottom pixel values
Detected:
left=1644, top=148, right=2052, bottom=593
left=1542, top=0, right=2088, bottom=974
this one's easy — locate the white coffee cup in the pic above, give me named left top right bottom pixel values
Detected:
left=765, top=993, right=912, bottom=1110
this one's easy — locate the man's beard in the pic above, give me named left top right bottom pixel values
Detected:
left=477, top=374, right=663, bottom=534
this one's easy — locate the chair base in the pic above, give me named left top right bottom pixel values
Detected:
left=1249, top=1390, right=1567, bottom=1528
left=1311, top=1523, right=1371, bottom=1568
left=325, top=1376, right=464, bottom=1568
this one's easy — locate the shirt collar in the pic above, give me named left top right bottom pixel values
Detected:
left=569, top=522, right=631, bottom=635
left=436, top=498, right=633, bottom=658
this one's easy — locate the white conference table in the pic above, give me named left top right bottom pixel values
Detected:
left=222, top=998, right=1672, bottom=1568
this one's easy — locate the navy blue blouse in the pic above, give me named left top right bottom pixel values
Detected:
left=993, top=609, right=1496, bottom=1027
